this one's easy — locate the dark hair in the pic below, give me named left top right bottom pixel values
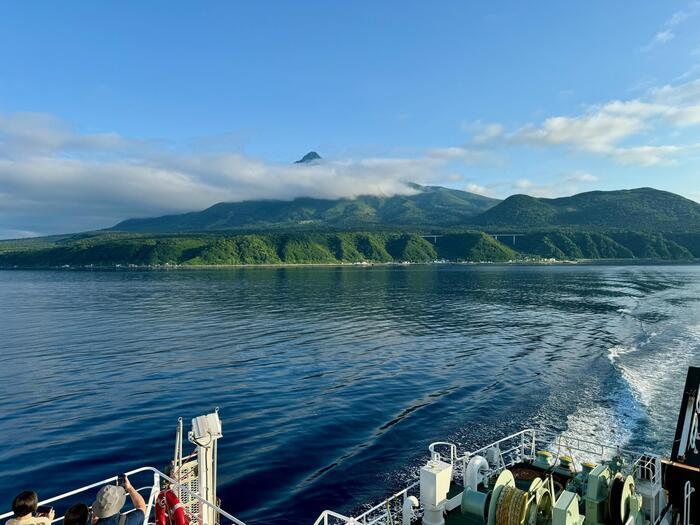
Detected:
left=12, top=491, right=38, bottom=517
left=64, top=503, right=89, bottom=525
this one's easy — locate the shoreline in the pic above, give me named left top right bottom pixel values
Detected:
left=1, top=258, right=699, bottom=271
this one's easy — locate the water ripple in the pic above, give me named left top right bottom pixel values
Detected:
left=1, top=265, right=699, bottom=525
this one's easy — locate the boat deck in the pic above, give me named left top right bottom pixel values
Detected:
left=416, top=481, right=470, bottom=525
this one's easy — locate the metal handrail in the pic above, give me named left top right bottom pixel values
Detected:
left=312, top=510, right=357, bottom=525
left=2, top=429, right=664, bottom=525
left=311, top=427, right=665, bottom=525
left=354, top=481, right=419, bottom=524
left=38, top=487, right=153, bottom=524
left=0, top=466, right=247, bottom=525
left=428, top=442, right=457, bottom=464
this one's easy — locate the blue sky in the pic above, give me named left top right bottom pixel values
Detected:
left=1, top=1, right=700, bottom=237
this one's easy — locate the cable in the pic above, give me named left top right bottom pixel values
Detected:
left=495, top=486, right=528, bottom=525
left=190, top=431, right=214, bottom=449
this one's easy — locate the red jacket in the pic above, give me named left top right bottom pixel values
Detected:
left=155, top=489, right=189, bottom=525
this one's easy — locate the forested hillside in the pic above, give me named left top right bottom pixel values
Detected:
left=1, top=229, right=699, bottom=267
left=474, top=188, right=700, bottom=231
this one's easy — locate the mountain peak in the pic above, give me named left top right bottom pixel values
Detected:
left=295, top=151, right=322, bottom=164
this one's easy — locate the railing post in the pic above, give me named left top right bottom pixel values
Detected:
left=144, top=471, right=159, bottom=523
left=684, top=481, right=695, bottom=525
left=462, top=454, right=469, bottom=488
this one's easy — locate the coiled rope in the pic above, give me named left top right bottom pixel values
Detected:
left=495, top=486, right=529, bottom=525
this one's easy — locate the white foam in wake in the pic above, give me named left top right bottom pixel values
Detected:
left=608, top=344, right=637, bottom=364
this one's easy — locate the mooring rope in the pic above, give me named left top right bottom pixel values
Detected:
left=495, top=486, right=529, bottom=525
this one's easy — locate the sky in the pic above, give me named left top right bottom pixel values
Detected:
left=1, top=1, right=700, bottom=238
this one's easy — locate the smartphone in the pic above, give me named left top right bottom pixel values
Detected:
left=36, top=506, right=53, bottom=517
left=117, top=474, right=126, bottom=487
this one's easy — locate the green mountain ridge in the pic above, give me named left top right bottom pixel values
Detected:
left=474, top=187, right=700, bottom=231
left=3, top=185, right=700, bottom=267
left=114, top=184, right=501, bottom=232
left=113, top=186, right=700, bottom=234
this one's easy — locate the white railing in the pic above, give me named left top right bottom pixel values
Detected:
left=312, top=510, right=358, bottom=525
left=684, top=481, right=695, bottom=525
left=1, top=429, right=663, bottom=525
left=312, top=482, right=420, bottom=525
left=0, top=467, right=247, bottom=525
left=428, top=442, right=457, bottom=464
left=311, top=428, right=662, bottom=525
left=354, top=482, right=420, bottom=525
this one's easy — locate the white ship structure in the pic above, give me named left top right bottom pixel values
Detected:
left=3, top=368, right=700, bottom=525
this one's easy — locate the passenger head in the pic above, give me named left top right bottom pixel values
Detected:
left=91, top=485, right=126, bottom=520
left=161, top=463, right=174, bottom=489
left=12, top=491, right=38, bottom=518
left=64, top=503, right=89, bottom=525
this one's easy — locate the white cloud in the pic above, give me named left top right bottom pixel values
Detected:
left=643, top=30, right=675, bottom=52
left=0, top=112, right=468, bottom=236
left=511, top=178, right=559, bottom=198
left=641, top=3, right=699, bottom=52
left=0, top=228, right=41, bottom=240
left=510, top=78, right=700, bottom=165
left=650, top=78, right=700, bottom=106
left=515, top=178, right=533, bottom=190
left=474, top=123, right=504, bottom=144
left=465, top=182, right=493, bottom=196
left=0, top=112, right=139, bottom=158
left=427, top=146, right=483, bottom=161
left=462, top=121, right=505, bottom=144
left=566, top=171, right=598, bottom=183
left=514, top=111, right=646, bottom=153
left=508, top=171, right=600, bottom=198
left=673, top=64, right=700, bottom=82
left=611, top=145, right=685, bottom=166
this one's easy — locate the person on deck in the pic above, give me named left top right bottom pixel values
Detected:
left=63, top=504, right=89, bottom=525
left=91, top=475, right=146, bottom=525
left=6, top=491, right=55, bottom=525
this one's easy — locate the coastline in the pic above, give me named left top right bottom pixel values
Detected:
left=1, top=258, right=698, bottom=271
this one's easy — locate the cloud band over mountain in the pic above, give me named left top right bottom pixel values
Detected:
left=2, top=77, right=700, bottom=238
left=0, top=113, right=456, bottom=237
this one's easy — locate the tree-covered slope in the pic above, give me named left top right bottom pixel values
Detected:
left=2, top=228, right=698, bottom=268
left=0, top=231, right=518, bottom=267
left=474, top=188, right=700, bottom=231
left=113, top=184, right=500, bottom=232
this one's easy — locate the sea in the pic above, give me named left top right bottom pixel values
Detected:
left=1, top=264, right=699, bottom=524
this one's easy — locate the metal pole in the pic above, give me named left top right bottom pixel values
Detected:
left=684, top=480, right=695, bottom=525
left=144, top=472, right=159, bottom=523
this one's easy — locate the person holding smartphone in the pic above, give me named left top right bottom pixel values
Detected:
left=91, top=475, right=146, bottom=525
left=5, top=491, right=55, bottom=525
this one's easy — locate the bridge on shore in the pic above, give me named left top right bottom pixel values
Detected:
left=490, top=233, right=526, bottom=245
left=420, top=234, right=527, bottom=245
left=420, top=235, right=444, bottom=244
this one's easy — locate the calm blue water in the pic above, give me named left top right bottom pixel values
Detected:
left=1, top=265, right=700, bottom=524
